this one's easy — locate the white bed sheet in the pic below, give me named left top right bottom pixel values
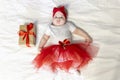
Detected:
left=0, top=0, right=120, bottom=80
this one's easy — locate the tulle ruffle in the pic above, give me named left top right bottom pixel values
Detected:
left=33, top=42, right=98, bottom=72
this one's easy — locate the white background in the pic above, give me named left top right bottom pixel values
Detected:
left=0, top=0, right=120, bottom=80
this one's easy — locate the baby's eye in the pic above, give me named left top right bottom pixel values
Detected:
left=54, top=16, right=64, bottom=19
left=59, top=17, right=63, bottom=19
left=54, top=16, right=58, bottom=18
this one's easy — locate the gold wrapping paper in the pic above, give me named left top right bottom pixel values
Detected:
left=19, top=23, right=36, bottom=47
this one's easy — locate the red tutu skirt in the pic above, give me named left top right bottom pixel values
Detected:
left=33, top=41, right=98, bottom=72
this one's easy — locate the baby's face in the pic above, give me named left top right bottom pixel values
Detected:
left=52, top=11, right=66, bottom=26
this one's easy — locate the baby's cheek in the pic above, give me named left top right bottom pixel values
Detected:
left=61, top=19, right=66, bottom=24
left=52, top=19, right=57, bottom=25
left=61, top=20, right=65, bottom=24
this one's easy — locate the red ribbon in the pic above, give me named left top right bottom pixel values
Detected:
left=59, top=39, right=70, bottom=48
left=19, top=23, right=36, bottom=47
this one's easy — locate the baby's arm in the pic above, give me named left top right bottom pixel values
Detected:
left=73, top=28, right=93, bottom=43
left=38, top=34, right=50, bottom=51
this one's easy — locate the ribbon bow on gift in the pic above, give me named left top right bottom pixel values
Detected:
left=59, top=39, right=70, bottom=49
left=19, top=23, right=36, bottom=47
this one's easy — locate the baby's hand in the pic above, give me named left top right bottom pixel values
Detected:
left=38, top=47, right=43, bottom=52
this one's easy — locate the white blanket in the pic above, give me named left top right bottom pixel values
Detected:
left=0, top=0, right=120, bottom=80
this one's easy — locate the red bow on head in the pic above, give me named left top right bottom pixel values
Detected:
left=53, top=6, right=67, bottom=19
left=19, top=23, right=36, bottom=47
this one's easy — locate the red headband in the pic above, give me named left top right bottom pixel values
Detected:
left=53, top=6, right=67, bottom=19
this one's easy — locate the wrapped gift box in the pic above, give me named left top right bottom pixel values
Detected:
left=18, top=23, right=36, bottom=47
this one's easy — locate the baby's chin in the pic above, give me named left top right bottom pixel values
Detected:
left=55, top=24, right=63, bottom=26
left=53, top=22, right=66, bottom=26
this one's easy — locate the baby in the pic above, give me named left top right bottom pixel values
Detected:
left=33, top=6, right=98, bottom=80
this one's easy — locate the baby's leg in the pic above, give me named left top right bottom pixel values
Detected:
left=54, top=69, right=84, bottom=80
left=60, top=69, right=84, bottom=80
left=76, top=69, right=81, bottom=75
